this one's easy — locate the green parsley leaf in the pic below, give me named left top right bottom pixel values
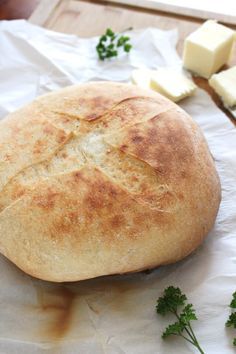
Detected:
left=100, top=35, right=107, bottom=42
left=156, top=286, right=204, bottom=354
left=156, top=286, right=187, bottom=315
left=106, top=28, right=114, bottom=37
left=226, top=313, right=236, bottom=328
left=230, top=292, right=236, bottom=309
left=96, top=28, right=132, bottom=60
left=162, top=321, right=185, bottom=339
left=124, top=43, right=132, bottom=52
left=180, top=304, right=198, bottom=325
left=226, top=292, right=236, bottom=347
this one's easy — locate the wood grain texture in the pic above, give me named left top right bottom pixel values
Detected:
left=29, top=0, right=61, bottom=26
left=193, top=76, right=236, bottom=125
left=108, top=0, right=236, bottom=26
left=29, top=0, right=236, bottom=125
left=29, top=0, right=236, bottom=57
left=30, top=0, right=202, bottom=54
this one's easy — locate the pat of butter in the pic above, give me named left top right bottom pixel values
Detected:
left=150, top=68, right=196, bottom=102
left=209, top=66, right=236, bottom=107
left=183, top=20, right=235, bottom=79
left=131, top=68, right=151, bottom=89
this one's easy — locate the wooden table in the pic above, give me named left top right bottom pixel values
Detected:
left=0, top=0, right=39, bottom=20
left=29, top=0, right=236, bottom=123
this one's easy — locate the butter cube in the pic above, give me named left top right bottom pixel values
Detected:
left=209, top=66, right=236, bottom=107
left=150, top=68, right=196, bottom=102
left=183, top=20, right=235, bottom=79
left=131, top=68, right=151, bottom=89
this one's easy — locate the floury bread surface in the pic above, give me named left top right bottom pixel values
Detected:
left=0, top=82, right=221, bottom=282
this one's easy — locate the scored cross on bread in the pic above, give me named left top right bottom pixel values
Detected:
left=0, top=82, right=221, bottom=282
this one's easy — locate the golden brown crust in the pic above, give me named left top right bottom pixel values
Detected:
left=0, top=82, right=221, bottom=282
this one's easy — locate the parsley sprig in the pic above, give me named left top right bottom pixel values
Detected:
left=156, top=286, right=205, bottom=354
left=96, top=28, right=132, bottom=60
left=226, top=291, right=236, bottom=346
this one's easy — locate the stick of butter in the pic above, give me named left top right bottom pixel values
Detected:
left=150, top=68, right=196, bottom=102
left=131, top=68, right=151, bottom=89
left=183, top=20, right=235, bottom=79
left=209, top=66, right=236, bottom=107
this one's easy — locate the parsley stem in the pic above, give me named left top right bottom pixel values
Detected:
left=179, top=334, right=195, bottom=345
left=120, top=27, right=133, bottom=33
left=193, top=340, right=205, bottom=354
left=172, top=309, right=195, bottom=342
left=172, top=310, right=205, bottom=354
left=181, top=332, right=204, bottom=354
left=188, top=323, right=205, bottom=354
left=188, top=322, right=198, bottom=343
left=156, top=287, right=205, bottom=354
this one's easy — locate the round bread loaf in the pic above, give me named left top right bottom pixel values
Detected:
left=0, top=82, right=221, bottom=282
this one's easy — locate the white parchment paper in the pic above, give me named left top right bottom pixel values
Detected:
left=0, top=20, right=235, bottom=354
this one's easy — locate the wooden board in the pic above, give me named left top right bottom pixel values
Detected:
left=109, top=0, right=236, bottom=26
left=29, top=0, right=236, bottom=124
left=29, top=0, right=236, bottom=59
left=29, top=0, right=199, bottom=54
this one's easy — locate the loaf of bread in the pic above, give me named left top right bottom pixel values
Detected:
left=0, top=82, right=221, bottom=282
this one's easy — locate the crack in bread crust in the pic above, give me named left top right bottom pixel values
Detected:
left=0, top=89, right=175, bottom=214
left=0, top=82, right=221, bottom=282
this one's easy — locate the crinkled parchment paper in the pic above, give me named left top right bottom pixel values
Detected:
left=0, top=20, right=235, bottom=354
